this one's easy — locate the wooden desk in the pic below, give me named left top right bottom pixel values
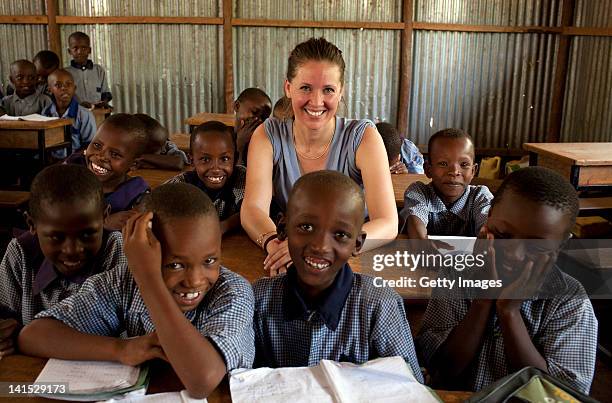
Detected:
left=392, top=174, right=503, bottom=208
left=0, top=119, right=72, bottom=165
left=91, top=107, right=111, bottom=128
left=523, top=142, right=612, bottom=190
left=130, top=168, right=187, bottom=189
left=0, top=190, right=30, bottom=209
left=185, top=112, right=235, bottom=132
left=170, top=132, right=190, bottom=153
left=0, top=355, right=472, bottom=402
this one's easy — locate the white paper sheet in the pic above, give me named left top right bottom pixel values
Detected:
left=0, top=113, right=58, bottom=121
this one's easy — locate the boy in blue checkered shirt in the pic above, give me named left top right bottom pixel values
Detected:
left=253, top=170, right=423, bottom=382
left=417, top=167, right=597, bottom=393
left=19, top=183, right=255, bottom=398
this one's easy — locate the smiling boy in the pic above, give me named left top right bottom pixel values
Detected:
left=253, top=170, right=423, bottom=381
left=19, top=183, right=255, bottom=398
left=401, top=128, right=493, bottom=237
left=0, top=60, right=51, bottom=116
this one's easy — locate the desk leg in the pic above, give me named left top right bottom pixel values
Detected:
left=37, top=129, right=46, bottom=166
left=529, top=151, right=538, bottom=166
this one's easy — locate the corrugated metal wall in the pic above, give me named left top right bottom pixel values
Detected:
left=59, top=0, right=221, bottom=17
left=574, top=0, right=612, bottom=28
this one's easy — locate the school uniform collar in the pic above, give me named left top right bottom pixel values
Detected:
left=47, top=96, right=79, bottom=119
left=70, top=59, right=94, bottom=70
left=32, top=230, right=111, bottom=296
left=428, top=182, right=472, bottom=220
left=283, top=263, right=354, bottom=331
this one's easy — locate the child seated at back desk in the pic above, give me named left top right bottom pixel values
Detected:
left=19, top=183, right=255, bottom=398
left=0, top=164, right=125, bottom=357
left=134, top=113, right=188, bottom=170
left=253, top=170, right=423, bottom=382
left=401, top=128, right=493, bottom=237
left=417, top=167, right=597, bottom=393
left=65, top=113, right=149, bottom=230
left=65, top=31, right=112, bottom=108
left=234, top=88, right=272, bottom=166
left=0, top=60, right=51, bottom=116
left=5, top=50, right=59, bottom=97
left=165, top=121, right=245, bottom=235
left=42, top=69, right=96, bottom=160
left=376, top=122, right=424, bottom=174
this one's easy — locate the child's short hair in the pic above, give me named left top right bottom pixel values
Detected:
left=101, top=113, right=149, bottom=156
left=33, top=50, right=60, bottom=70
left=427, top=128, right=474, bottom=161
left=68, top=31, right=90, bottom=44
left=376, top=122, right=402, bottom=162
left=236, top=87, right=272, bottom=105
left=10, top=60, right=36, bottom=76
left=493, top=166, right=579, bottom=229
left=273, top=96, right=293, bottom=120
left=29, top=164, right=104, bottom=220
left=190, top=121, right=236, bottom=155
left=143, top=183, right=217, bottom=226
left=289, top=170, right=365, bottom=220
left=134, top=113, right=169, bottom=153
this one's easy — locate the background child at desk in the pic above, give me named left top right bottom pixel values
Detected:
left=233, top=87, right=272, bottom=166
left=0, top=165, right=125, bottom=357
left=65, top=113, right=150, bottom=230
left=252, top=170, right=423, bottom=382
left=134, top=113, right=188, bottom=170
left=165, top=121, right=245, bottom=235
left=19, top=183, right=255, bottom=398
left=4, top=50, right=59, bottom=97
left=42, top=69, right=96, bottom=160
left=417, top=167, right=597, bottom=393
left=401, top=128, right=493, bottom=237
left=65, top=31, right=112, bottom=108
left=1, top=60, right=51, bottom=116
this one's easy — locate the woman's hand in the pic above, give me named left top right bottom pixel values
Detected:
left=263, top=238, right=292, bottom=276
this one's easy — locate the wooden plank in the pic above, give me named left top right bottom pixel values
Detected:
left=45, top=0, right=61, bottom=59
left=130, top=168, right=186, bottom=189
left=579, top=197, right=612, bottom=211
left=55, top=16, right=223, bottom=25
left=396, top=0, right=413, bottom=136
left=548, top=0, right=575, bottom=142
left=0, top=190, right=30, bottom=209
left=0, top=127, right=65, bottom=149
left=0, top=15, right=47, bottom=24
left=185, top=112, right=235, bottom=127
left=577, top=166, right=612, bottom=187
left=523, top=143, right=612, bottom=166
left=564, top=26, right=612, bottom=37
left=0, top=119, right=72, bottom=130
left=232, top=18, right=404, bottom=30
left=223, top=0, right=234, bottom=113
left=412, top=22, right=563, bottom=34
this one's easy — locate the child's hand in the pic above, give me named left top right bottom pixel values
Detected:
left=117, top=332, right=167, bottom=366
left=390, top=160, right=409, bottom=174
left=263, top=238, right=292, bottom=277
left=0, top=319, right=19, bottom=358
left=104, top=210, right=138, bottom=231
left=123, top=211, right=162, bottom=282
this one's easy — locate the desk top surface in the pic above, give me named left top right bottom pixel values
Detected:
left=523, top=142, right=612, bottom=166
left=0, top=119, right=72, bottom=130
left=0, top=355, right=472, bottom=402
left=186, top=112, right=235, bottom=127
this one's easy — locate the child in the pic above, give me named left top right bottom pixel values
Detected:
left=42, top=69, right=96, bottom=160
left=417, top=167, right=597, bottom=393
left=19, top=183, right=255, bottom=398
left=234, top=88, right=272, bottom=165
left=400, top=128, right=493, bottom=237
left=376, top=122, right=424, bottom=174
left=0, top=60, right=51, bottom=116
left=165, top=121, right=245, bottom=235
left=0, top=164, right=125, bottom=357
left=253, top=170, right=423, bottom=381
left=272, top=96, right=293, bottom=121
left=65, top=31, right=112, bottom=107
left=134, top=113, right=188, bottom=170
left=33, top=50, right=60, bottom=96
left=65, top=113, right=149, bottom=231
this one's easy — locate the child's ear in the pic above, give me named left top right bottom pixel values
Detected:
left=187, top=153, right=193, bottom=165
left=354, top=230, right=367, bottom=254
left=424, top=161, right=432, bottom=178
left=233, top=100, right=240, bottom=113
left=24, top=211, right=36, bottom=234
left=276, top=214, right=287, bottom=241
left=472, top=162, right=478, bottom=176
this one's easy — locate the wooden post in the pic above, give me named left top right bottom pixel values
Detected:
left=45, top=0, right=62, bottom=64
left=548, top=0, right=576, bottom=142
left=397, top=0, right=414, bottom=137
left=222, top=0, right=234, bottom=113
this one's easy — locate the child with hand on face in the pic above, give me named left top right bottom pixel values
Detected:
left=65, top=113, right=150, bottom=231
left=0, top=165, right=125, bottom=358
left=253, top=170, right=423, bottom=381
left=1, top=60, right=51, bottom=116
left=165, top=121, right=245, bottom=235
left=18, top=183, right=255, bottom=398
left=134, top=114, right=188, bottom=171
left=42, top=69, right=96, bottom=160
left=234, top=88, right=272, bottom=166
left=376, top=122, right=424, bottom=174
left=417, top=167, right=598, bottom=393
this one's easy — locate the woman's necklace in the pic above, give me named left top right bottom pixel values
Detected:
left=293, top=126, right=334, bottom=160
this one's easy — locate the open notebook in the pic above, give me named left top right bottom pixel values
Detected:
left=230, top=356, right=438, bottom=403
left=0, top=113, right=58, bottom=122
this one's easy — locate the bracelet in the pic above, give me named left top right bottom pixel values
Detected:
left=263, top=233, right=278, bottom=254
left=256, top=230, right=276, bottom=249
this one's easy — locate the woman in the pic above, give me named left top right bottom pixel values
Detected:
left=241, top=37, right=398, bottom=275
